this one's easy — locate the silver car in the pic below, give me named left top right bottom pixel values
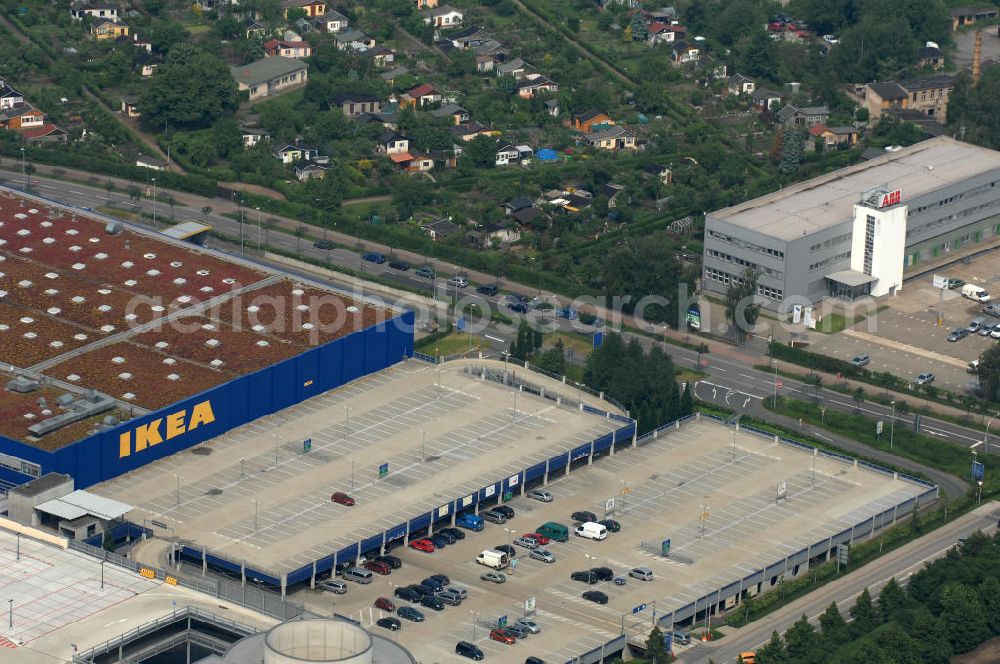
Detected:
left=530, top=548, right=555, bottom=563
left=528, top=489, right=553, bottom=502
left=514, top=536, right=539, bottom=549
left=915, top=372, right=935, bottom=385
left=515, top=619, right=541, bottom=634
left=319, top=580, right=348, bottom=594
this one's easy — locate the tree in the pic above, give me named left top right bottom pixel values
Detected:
left=390, top=175, right=434, bottom=219
left=877, top=577, right=909, bottom=623
left=818, top=602, right=850, bottom=645
left=511, top=320, right=536, bottom=361
left=645, top=626, right=669, bottom=663
left=778, top=127, right=804, bottom=175
left=535, top=340, right=566, bottom=375
left=938, top=583, right=990, bottom=653
left=629, top=14, right=649, bottom=41
left=140, top=44, right=238, bottom=130
left=977, top=576, right=1000, bottom=634
left=849, top=588, right=878, bottom=637
left=756, top=630, right=787, bottom=664
left=783, top=614, right=821, bottom=662
left=724, top=268, right=760, bottom=343
left=465, top=134, right=498, bottom=168
left=977, top=343, right=1000, bottom=402
left=852, top=386, right=865, bottom=412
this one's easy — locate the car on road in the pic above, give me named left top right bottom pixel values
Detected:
left=476, top=284, right=498, bottom=296
left=530, top=548, right=555, bottom=563
left=376, top=617, right=401, bottom=631
left=481, top=571, right=507, bottom=583
left=850, top=354, right=870, bottom=367
left=331, top=492, right=355, bottom=506
left=516, top=619, right=541, bottom=634
left=572, top=511, right=597, bottom=523
left=374, top=554, right=401, bottom=569
left=409, top=538, right=435, bottom=552
left=598, top=518, right=620, bottom=533
left=420, top=595, right=445, bottom=611
left=915, top=372, right=935, bottom=385
left=493, top=505, right=515, bottom=519
left=393, top=586, right=421, bottom=602
left=397, top=606, right=425, bottom=622
left=590, top=566, right=614, bottom=581
left=507, top=302, right=528, bottom=313
left=313, top=240, right=335, bottom=250
left=447, top=275, right=469, bottom=288
left=527, top=489, right=553, bottom=502
left=374, top=597, right=395, bottom=612
left=388, top=260, right=410, bottom=271
left=571, top=570, right=598, bottom=584
left=490, top=629, right=516, bottom=644
left=582, top=590, right=609, bottom=604
left=523, top=532, right=550, bottom=545
left=514, top=536, right=539, bottom=549
left=455, top=641, right=484, bottom=660
left=363, top=252, right=386, bottom=264
left=947, top=328, right=971, bottom=342
left=319, top=580, right=347, bottom=594
left=438, top=527, right=465, bottom=540
left=415, top=266, right=436, bottom=279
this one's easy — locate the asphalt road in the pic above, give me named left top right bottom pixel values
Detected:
left=6, top=171, right=991, bottom=464
left=680, top=501, right=1000, bottom=663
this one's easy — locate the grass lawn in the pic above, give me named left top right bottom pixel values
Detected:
left=546, top=331, right=594, bottom=360
left=97, top=206, right=140, bottom=221
left=415, top=331, right=493, bottom=357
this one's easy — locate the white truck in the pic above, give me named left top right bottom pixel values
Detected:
left=476, top=549, right=510, bottom=569
left=574, top=522, right=608, bottom=541
left=962, top=284, right=991, bottom=302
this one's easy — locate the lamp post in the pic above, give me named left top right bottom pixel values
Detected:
left=253, top=499, right=258, bottom=531
left=240, top=456, right=246, bottom=480
left=421, top=430, right=427, bottom=463
left=8, top=599, right=12, bottom=628
left=889, top=401, right=896, bottom=451
left=345, top=406, right=351, bottom=439
left=239, top=203, right=246, bottom=256
left=256, top=207, right=262, bottom=252
left=985, top=414, right=996, bottom=455
left=20, top=147, right=26, bottom=192
left=100, top=559, right=105, bottom=589
left=470, top=611, right=478, bottom=640
left=151, top=177, right=157, bottom=225
left=15, top=532, right=20, bottom=561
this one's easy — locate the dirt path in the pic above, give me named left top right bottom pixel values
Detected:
left=219, top=181, right=288, bottom=201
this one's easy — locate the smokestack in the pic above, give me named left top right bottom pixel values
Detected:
left=973, top=29, right=983, bottom=84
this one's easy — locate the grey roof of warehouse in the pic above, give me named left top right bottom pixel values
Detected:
left=709, top=136, right=1000, bottom=241
left=230, top=58, right=308, bottom=87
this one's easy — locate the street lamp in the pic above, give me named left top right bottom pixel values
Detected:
left=151, top=177, right=157, bottom=225
left=20, top=147, right=26, bottom=192
left=985, top=414, right=996, bottom=455
left=100, top=559, right=105, bottom=589
left=889, top=401, right=896, bottom=451
left=470, top=610, right=478, bottom=639
left=240, top=456, right=246, bottom=480
left=256, top=207, right=262, bottom=252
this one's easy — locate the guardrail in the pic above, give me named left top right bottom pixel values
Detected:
left=412, top=351, right=438, bottom=364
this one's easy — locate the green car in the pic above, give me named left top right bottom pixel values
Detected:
left=948, top=278, right=966, bottom=289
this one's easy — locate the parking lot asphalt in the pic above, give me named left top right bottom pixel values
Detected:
left=291, top=418, right=926, bottom=664
left=94, top=359, right=621, bottom=577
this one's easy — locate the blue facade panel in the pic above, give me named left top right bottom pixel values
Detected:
left=525, top=462, right=546, bottom=482
left=361, top=535, right=383, bottom=556
left=0, top=315, right=413, bottom=489
left=409, top=513, right=431, bottom=532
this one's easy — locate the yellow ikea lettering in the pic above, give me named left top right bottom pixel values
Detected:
left=118, top=400, right=216, bottom=458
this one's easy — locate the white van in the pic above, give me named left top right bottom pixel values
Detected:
left=342, top=567, right=373, bottom=584
left=574, top=522, right=608, bottom=541
left=962, top=284, right=991, bottom=302
left=476, top=549, right=510, bottom=569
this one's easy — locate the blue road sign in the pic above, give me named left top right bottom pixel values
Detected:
left=303, top=438, right=312, bottom=452
left=972, top=460, right=985, bottom=481
left=379, top=462, right=389, bottom=478
left=456, top=317, right=466, bottom=331
left=498, top=614, right=507, bottom=627
left=661, top=538, right=671, bottom=556
left=593, top=331, right=604, bottom=348
left=632, top=603, right=646, bottom=614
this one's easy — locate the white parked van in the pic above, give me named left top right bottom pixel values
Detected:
left=574, top=522, right=608, bottom=541
left=962, top=284, right=991, bottom=302
left=476, top=549, right=510, bottom=569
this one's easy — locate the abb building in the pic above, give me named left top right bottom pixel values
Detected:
left=702, top=136, right=1000, bottom=310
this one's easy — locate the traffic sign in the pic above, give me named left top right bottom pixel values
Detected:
left=632, top=603, right=647, bottom=614
left=972, top=460, right=985, bottom=481
left=837, top=543, right=849, bottom=567
left=525, top=597, right=535, bottom=613
left=605, top=497, right=615, bottom=512
left=378, top=462, right=389, bottom=478
left=876, top=420, right=884, bottom=435
left=776, top=378, right=782, bottom=388
left=661, top=538, right=671, bottom=556
left=303, top=438, right=312, bottom=452
left=498, top=615, right=507, bottom=627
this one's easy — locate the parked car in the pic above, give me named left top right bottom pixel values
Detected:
left=434, top=530, right=457, bottom=545
left=438, top=588, right=464, bottom=605
left=527, top=489, right=553, bottom=502
left=516, top=619, right=541, bottom=634
left=429, top=573, right=450, bottom=587
left=374, top=597, right=395, bottom=612
left=363, top=560, right=391, bottom=575
left=671, top=630, right=692, bottom=645
left=492, top=505, right=515, bottom=519
left=397, top=606, right=425, bottom=622
left=850, top=353, right=870, bottom=367
left=388, top=260, right=410, bottom=271
left=375, top=554, right=402, bottom=569
left=630, top=567, right=654, bottom=581
left=590, top=566, right=614, bottom=581
left=530, top=548, right=555, bottom=563
left=331, top=492, right=355, bottom=506
left=415, top=266, right=436, bottom=279
left=448, top=275, right=469, bottom=288
left=393, top=586, right=422, bottom=602
left=421, top=577, right=444, bottom=592
left=598, top=518, right=620, bottom=533
left=613, top=576, right=627, bottom=586
left=420, top=595, right=445, bottom=611
left=319, top=580, right=348, bottom=594
left=948, top=328, right=970, bottom=342
left=429, top=534, right=449, bottom=548
left=571, top=570, right=598, bottom=584
left=582, top=590, right=609, bottom=604
left=505, top=623, right=530, bottom=638
left=409, top=538, right=435, bottom=552
left=313, top=240, right=335, bottom=250
left=363, top=252, right=386, bottom=264
left=514, top=536, right=539, bottom=549
left=481, top=571, right=507, bottom=583
left=495, top=544, right=517, bottom=557
left=482, top=510, right=507, bottom=524
left=523, top=532, right=550, bottom=545
left=476, top=284, right=498, bottom=296
left=376, top=617, right=401, bottom=631
left=572, top=511, right=598, bottom=523
left=525, top=657, right=546, bottom=664
left=915, top=372, right=935, bottom=385
left=490, top=629, right=516, bottom=644
left=438, top=527, right=465, bottom=540
left=948, top=278, right=966, bottom=289
left=456, top=641, right=485, bottom=660
left=507, top=302, right=529, bottom=313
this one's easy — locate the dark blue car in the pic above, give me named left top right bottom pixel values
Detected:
left=363, top=252, right=386, bottom=264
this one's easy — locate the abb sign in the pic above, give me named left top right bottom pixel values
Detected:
left=878, top=189, right=902, bottom=208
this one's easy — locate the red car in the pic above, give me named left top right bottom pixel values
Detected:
left=524, top=532, right=550, bottom=545
left=364, top=560, right=391, bottom=575
left=409, top=538, right=435, bottom=552
left=374, top=597, right=395, bottom=612
left=489, top=629, right=516, bottom=645
left=331, top=492, right=355, bottom=506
